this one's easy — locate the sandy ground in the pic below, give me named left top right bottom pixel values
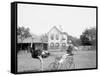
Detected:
left=17, top=50, right=96, bottom=72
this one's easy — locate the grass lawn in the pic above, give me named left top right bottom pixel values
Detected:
left=17, top=50, right=96, bottom=72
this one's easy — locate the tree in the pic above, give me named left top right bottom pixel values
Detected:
left=40, top=34, right=48, bottom=42
left=17, top=26, right=31, bottom=42
left=80, top=27, right=96, bottom=46
left=40, top=34, right=48, bottom=50
left=67, top=35, right=81, bottom=46
left=17, top=26, right=31, bottom=50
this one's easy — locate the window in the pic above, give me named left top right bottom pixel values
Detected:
left=62, top=43, right=66, bottom=47
left=62, top=36, right=66, bottom=40
left=55, top=43, right=59, bottom=47
left=50, top=42, right=54, bottom=47
left=56, top=34, right=59, bottom=40
left=51, top=34, right=54, bottom=40
left=62, top=35, right=66, bottom=40
left=62, top=38, right=66, bottom=40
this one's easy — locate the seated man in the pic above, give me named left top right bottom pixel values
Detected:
left=67, top=40, right=74, bottom=55
left=58, top=40, right=74, bottom=69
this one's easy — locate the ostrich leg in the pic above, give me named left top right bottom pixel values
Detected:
left=38, top=56, right=43, bottom=71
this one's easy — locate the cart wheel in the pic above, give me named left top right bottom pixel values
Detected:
left=48, top=62, right=59, bottom=70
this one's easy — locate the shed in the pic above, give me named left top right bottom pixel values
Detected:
left=17, top=36, right=48, bottom=51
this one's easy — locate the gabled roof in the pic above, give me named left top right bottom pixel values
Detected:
left=47, top=26, right=62, bottom=34
left=47, top=26, right=68, bottom=36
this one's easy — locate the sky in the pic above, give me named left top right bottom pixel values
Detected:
left=18, top=4, right=96, bottom=38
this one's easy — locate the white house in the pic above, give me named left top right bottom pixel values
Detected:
left=47, top=26, right=68, bottom=49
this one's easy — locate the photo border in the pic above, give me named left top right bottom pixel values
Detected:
left=11, top=1, right=98, bottom=74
